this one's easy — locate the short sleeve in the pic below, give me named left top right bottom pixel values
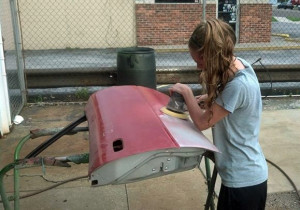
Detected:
left=215, top=79, right=245, bottom=113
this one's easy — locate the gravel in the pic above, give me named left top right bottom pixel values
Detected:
left=266, top=191, right=300, bottom=210
left=262, top=96, right=300, bottom=111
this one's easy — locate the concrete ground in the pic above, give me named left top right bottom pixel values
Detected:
left=0, top=97, right=300, bottom=210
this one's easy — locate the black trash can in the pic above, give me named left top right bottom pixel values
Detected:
left=117, top=47, right=156, bottom=89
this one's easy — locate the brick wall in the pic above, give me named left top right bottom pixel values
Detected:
left=136, top=4, right=216, bottom=46
left=239, top=4, right=272, bottom=43
left=136, top=3, right=272, bottom=45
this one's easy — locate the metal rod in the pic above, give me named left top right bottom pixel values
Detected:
left=204, top=126, right=217, bottom=210
left=30, top=127, right=89, bottom=139
left=204, top=157, right=215, bottom=210
left=205, top=166, right=217, bottom=210
left=205, top=157, right=211, bottom=184
left=25, top=115, right=87, bottom=158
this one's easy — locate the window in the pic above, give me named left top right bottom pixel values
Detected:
left=218, top=0, right=237, bottom=31
left=155, top=0, right=199, bottom=3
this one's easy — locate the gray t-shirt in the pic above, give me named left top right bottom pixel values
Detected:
left=213, top=57, right=268, bottom=188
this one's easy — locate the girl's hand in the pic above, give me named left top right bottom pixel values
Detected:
left=195, top=94, right=207, bottom=109
left=168, top=83, right=190, bottom=96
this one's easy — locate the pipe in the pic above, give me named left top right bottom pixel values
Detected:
left=1, top=175, right=88, bottom=203
left=25, top=115, right=87, bottom=158
left=0, top=163, right=15, bottom=210
left=0, top=134, right=32, bottom=210
left=266, top=158, right=300, bottom=201
left=1, top=116, right=87, bottom=209
left=17, top=116, right=86, bottom=207
left=13, top=134, right=32, bottom=210
left=0, top=155, right=75, bottom=209
left=55, top=153, right=89, bottom=164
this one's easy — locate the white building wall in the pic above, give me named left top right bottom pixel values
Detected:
left=0, top=23, right=12, bottom=136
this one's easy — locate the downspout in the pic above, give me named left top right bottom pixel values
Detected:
left=0, top=23, right=12, bottom=136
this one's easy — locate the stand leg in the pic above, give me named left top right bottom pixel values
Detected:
left=204, top=158, right=217, bottom=210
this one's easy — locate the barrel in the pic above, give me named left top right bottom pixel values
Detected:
left=117, top=47, right=156, bottom=89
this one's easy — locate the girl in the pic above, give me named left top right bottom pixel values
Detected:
left=169, top=18, right=268, bottom=210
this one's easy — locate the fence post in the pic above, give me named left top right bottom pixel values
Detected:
left=202, top=0, right=206, bottom=21
left=9, top=0, right=26, bottom=105
left=236, top=0, right=240, bottom=43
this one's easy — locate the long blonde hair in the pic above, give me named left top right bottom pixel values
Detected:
left=189, top=18, right=236, bottom=109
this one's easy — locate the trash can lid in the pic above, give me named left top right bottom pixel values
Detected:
left=117, top=47, right=154, bottom=54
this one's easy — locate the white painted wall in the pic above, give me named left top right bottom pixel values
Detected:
left=18, top=0, right=136, bottom=50
left=0, top=23, right=12, bottom=136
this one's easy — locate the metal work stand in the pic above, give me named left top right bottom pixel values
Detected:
left=204, top=156, right=218, bottom=210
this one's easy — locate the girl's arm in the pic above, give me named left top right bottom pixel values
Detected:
left=169, top=83, right=229, bottom=131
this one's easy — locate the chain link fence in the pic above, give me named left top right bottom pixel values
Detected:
left=2, top=0, right=300, bottom=102
left=1, top=0, right=25, bottom=119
